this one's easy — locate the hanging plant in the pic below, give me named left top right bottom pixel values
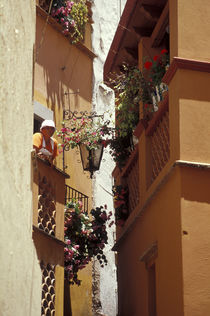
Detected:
left=64, top=200, right=114, bottom=285
left=56, top=116, right=112, bottom=151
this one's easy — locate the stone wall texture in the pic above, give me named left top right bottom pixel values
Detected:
left=91, top=1, right=126, bottom=315
left=0, top=1, right=42, bottom=315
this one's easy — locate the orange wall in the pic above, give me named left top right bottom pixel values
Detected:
left=117, top=167, right=184, bottom=316
left=117, top=1, right=210, bottom=314
left=181, top=167, right=210, bottom=315
left=169, top=0, right=210, bottom=62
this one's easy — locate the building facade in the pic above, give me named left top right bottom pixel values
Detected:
left=104, top=0, right=210, bottom=315
left=0, top=1, right=42, bottom=315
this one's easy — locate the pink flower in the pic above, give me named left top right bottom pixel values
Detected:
left=63, top=29, right=69, bottom=36
left=101, top=213, right=107, bottom=220
left=153, top=55, right=158, bottom=61
left=78, top=200, right=83, bottom=209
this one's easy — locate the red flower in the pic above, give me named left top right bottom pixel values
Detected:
left=144, top=61, right=153, bottom=70
left=161, top=48, right=168, bottom=54
left=101, top=140, right=108, bottom=148
left=153, top=55, right=158, bottom=61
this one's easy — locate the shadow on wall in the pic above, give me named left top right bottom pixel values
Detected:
left=64, top=280, right=72, bottom=316
left=35, top=16, right=92, bottom=113
left=181, top=167, right=210, bottom=203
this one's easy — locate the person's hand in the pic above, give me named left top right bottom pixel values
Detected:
left=37, top=152, right=48, bottom=160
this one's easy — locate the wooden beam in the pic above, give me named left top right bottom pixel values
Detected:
left=151, top=1, right=169, bottom=47
left=124, top=46, right=138, bottom=60
left=138, top=3, right=163, bottom=22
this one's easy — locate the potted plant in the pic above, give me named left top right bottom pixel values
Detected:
left=112, top=185, right=129, bottom=226
left=143, top=49, right=169, bottom=107
left=41, top=0, right=88, bottom=43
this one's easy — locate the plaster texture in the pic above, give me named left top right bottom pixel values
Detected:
left=91, top=1, right=126, bottom=315
left=0, top=1, right=42, bottom=315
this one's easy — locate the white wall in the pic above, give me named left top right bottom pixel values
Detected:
left=91, top=1, right=126, bottom=315
left=0, top=1, right=42, bottom=315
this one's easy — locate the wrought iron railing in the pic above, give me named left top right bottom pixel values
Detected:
left=65, top=184, right=89, bottom=212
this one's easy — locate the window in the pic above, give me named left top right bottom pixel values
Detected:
left=140, top=242, right=158, bottom=316
left=33, top=100, right=54, bottom=133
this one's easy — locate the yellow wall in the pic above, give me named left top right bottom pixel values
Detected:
left=0, top=0, right=42, bottom=315
left=34, top=11, right=93, bottom=316
left=35, top=15, right=93, bottom=199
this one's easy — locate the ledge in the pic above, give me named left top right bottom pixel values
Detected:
left=33, top=225, right=66, bottom=247
left=175, top=160, right=210, bottom=170
left=36, top=5, right=96, bottom=60
left=163, top=57, right=210, bottom=85
left=37, top=156, right=70, bottom=179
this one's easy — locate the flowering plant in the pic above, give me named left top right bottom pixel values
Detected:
left=143, top=49, right=169, bottom=107
left=57, top=116, right=111, bottom=151
left=50, top=0, right=88, bottom=43
left=112, top=185, right=129, bottom=226
left=108, top=133, right=134, bottom=169
left=64, top=200, right=113, bottom=285
left=109, top=64, right=141, bottom=138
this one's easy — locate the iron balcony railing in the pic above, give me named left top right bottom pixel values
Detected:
left=65, top=184, right=89, bottom=212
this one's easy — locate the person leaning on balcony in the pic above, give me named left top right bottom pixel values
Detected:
left=33, top=119, right=59, bottom=164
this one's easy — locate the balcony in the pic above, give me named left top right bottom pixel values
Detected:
left=32, top=156, right=69, bottom=315
left=65, top=184, right=89, bottom=212
left=112, top=92, right=170, bottom=228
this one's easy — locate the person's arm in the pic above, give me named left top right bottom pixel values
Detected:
left=52, top=139, right=59, bottom=159
left=33, top=133, right=42, bottom=152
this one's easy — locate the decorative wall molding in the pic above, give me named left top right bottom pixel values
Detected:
left=163, top=57, right=210, bottom=85
left=139, top=242, right=158, bottom=263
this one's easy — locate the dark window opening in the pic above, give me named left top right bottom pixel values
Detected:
left=34, top=115, right=43, bottom=133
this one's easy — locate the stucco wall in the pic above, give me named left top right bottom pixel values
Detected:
left=91, top=1, right=126, bottom=315
left=0, top=1, right=42, bottom=315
